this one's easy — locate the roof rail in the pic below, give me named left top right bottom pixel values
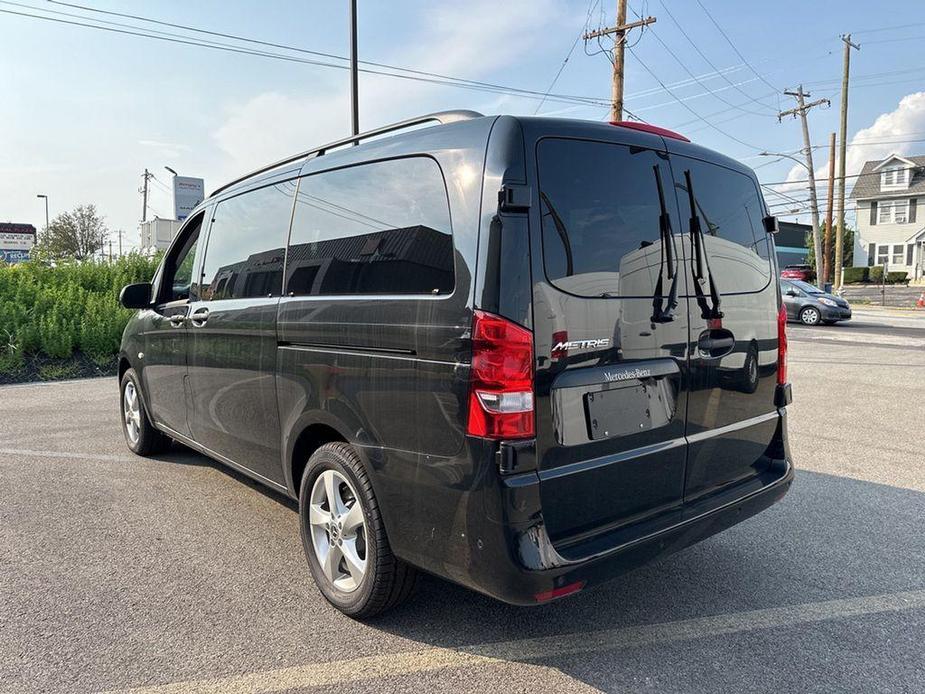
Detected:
left=211, top=109, right=484, bottom=197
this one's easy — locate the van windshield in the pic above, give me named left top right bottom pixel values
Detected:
left=537, top=138, right=675, bottom=298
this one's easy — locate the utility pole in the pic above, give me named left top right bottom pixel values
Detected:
left=139, top=169, right=153, bottom=222
left=583, top=0, right=656, bottom=121
left=834, top=34, right=860, bottom=289
left=118, top=228, right=123, bottom=257
left=348, top=0, right=359, bottom=139
left=823, top=132, right=836, bottom=285
left=778, top=85, right=830, bottom=280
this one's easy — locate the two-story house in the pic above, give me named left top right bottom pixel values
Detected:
left=850, top=153, right=925, bottom=280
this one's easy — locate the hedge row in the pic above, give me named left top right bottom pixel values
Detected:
left=0, top=255, right=160, bottom=372
left=842, top=267, right=909, bottom=284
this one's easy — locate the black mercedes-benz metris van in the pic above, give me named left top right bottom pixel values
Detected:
left=118, top=111, right=794, bottom=617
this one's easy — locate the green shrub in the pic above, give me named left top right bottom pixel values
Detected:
left=886, top=271, right=908, bottom=285
left=842, top=266, right=868, bottom=284
left=869, top=266, right=884, bottom=283
left=0, top=254, right=159, bottom=364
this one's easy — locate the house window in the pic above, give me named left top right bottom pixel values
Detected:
left=881, top=166, right=908, bottom=190
left=876, top=245, right=890, bottom=265
left=877, top=200, right=910, bottom=224
left=892, top=244, right=905, bottom=265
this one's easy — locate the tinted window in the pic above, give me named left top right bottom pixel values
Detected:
left=286, top=157, right=454, bottom=296
left=162, top=214, right=201, bottom=302
left=537, top=138, right=676, bottom=298
left=673, top=156, right=771, bottom=293
left=199, top=181, right=295, bottom=301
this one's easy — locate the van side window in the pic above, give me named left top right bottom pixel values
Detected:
left=286, top=157, right=454, bottom=296
left=672, top=156, right=771, bottom=293
left=161, top=214, right=202, bottom=303
left=198, top=181, right=296, bottom=301
left=536, top=138, right=676, bottom=298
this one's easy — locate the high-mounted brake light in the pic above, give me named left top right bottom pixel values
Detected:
left=777, top=304, right=788, bottom=385
left=467, top=311, right=535, bottom=440
left=610, top=121, right=691, bottom=143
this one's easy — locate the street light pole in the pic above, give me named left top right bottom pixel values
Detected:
left=165, top=167, right=178, bottom=221
left=349, top=0, right=359, bottom=140
left=36, top=194, right=49, bottom=230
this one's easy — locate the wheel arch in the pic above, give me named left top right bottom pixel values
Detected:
left=285, top=414, right=355, bottom=499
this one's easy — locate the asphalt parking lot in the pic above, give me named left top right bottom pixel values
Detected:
left=2, top=308, right=924, bottom=693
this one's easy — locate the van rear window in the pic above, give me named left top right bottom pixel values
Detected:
left=536, top=138, right=675, bottom=298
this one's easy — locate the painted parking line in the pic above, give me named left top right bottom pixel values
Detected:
left=100, top=588, right=925, bottom=694
left=0, top=448, right=139, bottom=463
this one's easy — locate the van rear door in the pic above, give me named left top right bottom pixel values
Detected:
left=667, top=152, right=780, bottom=502
left=527, top=132, right=692, bottom=546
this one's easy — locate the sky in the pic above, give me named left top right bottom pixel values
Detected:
left=1, top=0, right=924, bottom=250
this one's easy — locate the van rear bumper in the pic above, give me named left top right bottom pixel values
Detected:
left=471, top=425, right=794, bottom=606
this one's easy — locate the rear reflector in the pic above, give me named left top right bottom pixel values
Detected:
left=777, top=304, right=788, bottom=385
left=610, top=121, right=691, bottom=142
left=467, top=310, right=535, bottom=440
left=535, top=580, right=586, bottom=603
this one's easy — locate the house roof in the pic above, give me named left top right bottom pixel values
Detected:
left=872, top=153, right=918, bottom=170
left=850, top=154, right=925, bottom=200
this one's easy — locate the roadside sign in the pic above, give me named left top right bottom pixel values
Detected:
left=173, top=176, right=204, bottom=221
left=0, top=249, right=30, bottom=263
left=0, top=232, right=35, bottom=250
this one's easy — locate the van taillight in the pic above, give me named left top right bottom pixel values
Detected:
left=467, top=310, right=535, bottom=439
left=777, top=304, right=788, bottom=385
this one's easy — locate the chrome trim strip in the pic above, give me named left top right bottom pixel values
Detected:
left=538, top=437, right=688, bottom=481
left=686, top=411, right=779, bottom=444
left=278, top=344, right=461, bottom=366
left=154, top=423, right=290, bottom=496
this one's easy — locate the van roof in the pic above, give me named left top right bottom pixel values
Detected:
left=202, top=111, right=752, bottom=210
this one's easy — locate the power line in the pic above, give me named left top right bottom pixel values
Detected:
left=534, top=0, right=600, bottom=115
left=628, top=5, right=772, bottom=118
left=656, top=0, right=778, bottom=115
left=0, top=4, right=612, bottom=109
left=43, top=0, right=602, bottom=103
left=693, top=0, right=781, bottom=96
left=626, top=44, right=768, bottom=151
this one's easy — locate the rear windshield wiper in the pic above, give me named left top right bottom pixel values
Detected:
left=683, top=170, right=723, bottom=322
left=650, top=165, right=679, bottom=323
left=539, top=191, right=574, bottom=277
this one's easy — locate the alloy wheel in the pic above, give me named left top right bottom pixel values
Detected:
left=308, top=469, right=368, bottom=593
left=123, top=381, right=141, bottom=445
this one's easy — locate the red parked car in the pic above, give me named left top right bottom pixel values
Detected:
left=780, top=264, right=815, bottom=282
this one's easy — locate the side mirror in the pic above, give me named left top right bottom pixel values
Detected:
left=763, top=215, right=779, bottom=234
left=786, top=289, right=798, bottom=297
left=120, top=282, right=152, bottom=309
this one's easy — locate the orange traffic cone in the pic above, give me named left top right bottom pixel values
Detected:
left=917, top=292, right=925, bottom=308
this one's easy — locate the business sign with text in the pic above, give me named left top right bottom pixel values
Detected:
left=173, top=176, right=204, bottom=221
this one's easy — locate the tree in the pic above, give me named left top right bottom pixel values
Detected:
left=805, top=221, right=853, bottom=281
left=36, top=204, right=109, bottom=260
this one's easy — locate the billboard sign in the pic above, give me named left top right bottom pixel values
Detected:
left=0, top=232, right=36, bottom=250
left=0, top=249, right=31, bottom=263
left=172, top=176, right=204, bottom=221
left=0, top=223, right=36, bottom=263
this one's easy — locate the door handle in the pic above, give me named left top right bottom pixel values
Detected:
left=190, top=308, right=210, bottom=327
left=168, top=314, right=186, bottom=328
left=697, top=328, right=735, bottom=359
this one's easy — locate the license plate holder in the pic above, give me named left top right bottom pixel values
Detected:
left=585, top=384, right=653, bottom=440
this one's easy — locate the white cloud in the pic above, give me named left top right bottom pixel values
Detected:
left=211, top=0, right=566, bottom=181
left=782, top=91, right=925, bottom=193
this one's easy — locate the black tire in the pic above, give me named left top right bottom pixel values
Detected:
left=119, top=369, right=170, bottom=456
left=299, top=442, right=418, bottom=618
left=799, top=306, right=821, bottom=326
